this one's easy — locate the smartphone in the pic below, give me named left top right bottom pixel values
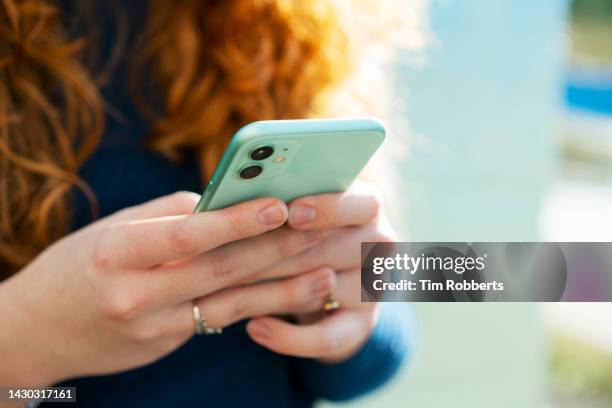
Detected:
left=194, top=118, right=385, bottom=212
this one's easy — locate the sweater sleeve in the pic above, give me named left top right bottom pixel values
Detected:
left=292, top=304, right=417, bottom=402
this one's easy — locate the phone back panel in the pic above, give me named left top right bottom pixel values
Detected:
left=195, top=118, right=385, bottom=211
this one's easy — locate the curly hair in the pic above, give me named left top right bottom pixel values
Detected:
left=0, top=0, right=425, bottom=278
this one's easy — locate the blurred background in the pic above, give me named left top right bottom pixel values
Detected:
left=324, top=0, right=612, bottom=407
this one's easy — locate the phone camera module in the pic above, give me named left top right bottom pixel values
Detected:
left=250, top=146, right=274, bottom=161
left=239, top=164, right=263, bottom=179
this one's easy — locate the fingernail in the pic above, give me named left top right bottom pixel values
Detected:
left=258, top=203, right=287, bottom=225
left=290, top=205, right=316, bottom=225
left=248, top=320, right=271, bottom=342
left=312, top=272, right=333, bottom=296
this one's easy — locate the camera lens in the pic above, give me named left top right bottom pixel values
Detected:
left=239, top=164, right=263, bottom=179
left=250, top=146, right=274, bottom=161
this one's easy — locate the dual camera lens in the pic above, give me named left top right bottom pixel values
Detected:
left=250, top=146, right=274, bottom=161
left=239, top=146, right=274, bottom=179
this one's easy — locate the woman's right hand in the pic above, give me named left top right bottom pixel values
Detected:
left=0, top=192, right=335, bottom=387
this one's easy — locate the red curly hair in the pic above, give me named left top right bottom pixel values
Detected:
left=0, top=0, right=424, bottom=278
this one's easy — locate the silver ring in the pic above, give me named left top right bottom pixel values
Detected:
left=192, top=304, right=223, bottom=335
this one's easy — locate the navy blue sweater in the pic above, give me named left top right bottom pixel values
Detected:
left=47, top=2, right=415, bottom=406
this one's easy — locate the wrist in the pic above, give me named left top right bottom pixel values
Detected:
left=0, top=274, right=57, bottom=387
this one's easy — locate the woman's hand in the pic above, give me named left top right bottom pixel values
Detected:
left=0, top=192, right=337, bottom=386
left=245, top=181, right=396, bottom=363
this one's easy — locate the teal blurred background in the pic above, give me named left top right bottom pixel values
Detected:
left=391, top=1, right=565, bottom=406
left=323, top=0, right=612, bottom=407
left=400, top=1, right=565, bottom=242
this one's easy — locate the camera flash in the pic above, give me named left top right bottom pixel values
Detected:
left=274, top=155, right=286, bottom=163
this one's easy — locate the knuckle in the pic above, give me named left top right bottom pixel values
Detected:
left=223, top=207, right=250, bottom=237
left=227, top=293, right=249, bottom=323
left=92, top=226, right=115, bottom=270
left=276, top=236, right=298, bottom=259
left=300, top=229, right=324, bottom=246
left=283, top=281, right=307, bottom=310
left=270, top=229, right=306, bottom=260
left=167, top=218, right=195, bottom=253
left=209, top=251, right=237, bottom=283
left=298, top=245, right=324, bottom=270
left=99, top=286, right=146, bottom=321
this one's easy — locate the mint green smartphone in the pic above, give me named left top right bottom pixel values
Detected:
left=194, top=118, right=385, bottom=212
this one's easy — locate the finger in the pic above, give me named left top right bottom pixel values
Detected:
left=246, top=309, right=375, bottom=359
left=335, top=268, right=363, bottom=307
left=141, top=226, right=326, bottom=305
left=288, top=180, right=381, bottom=229
left=126, top=303, right=194, bottom=343
left=283, top=268, right=368, bottom=323
left=89, top=191, right=202, bottom=231
left=112, top=191, right=202, bottom=222
left=194, top=267, right=359, bottom=331
left=161, top=267, right=335, bottom=336
left=129, top=268, right=366, bottom=343
left=95, top=197, right=288, bottom=269
left=245, top=222, right=386, bottom=284
left=198, top=267, right=335, bottom=329
left=256, top=268, right=365, bottom=320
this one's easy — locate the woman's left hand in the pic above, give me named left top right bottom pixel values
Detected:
left=245, top=181, right=396, bottom=363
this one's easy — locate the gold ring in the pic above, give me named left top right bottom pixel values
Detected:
left=192, top=304, right=223, bottom=335
left=323, top=294, right=340, bottom=313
